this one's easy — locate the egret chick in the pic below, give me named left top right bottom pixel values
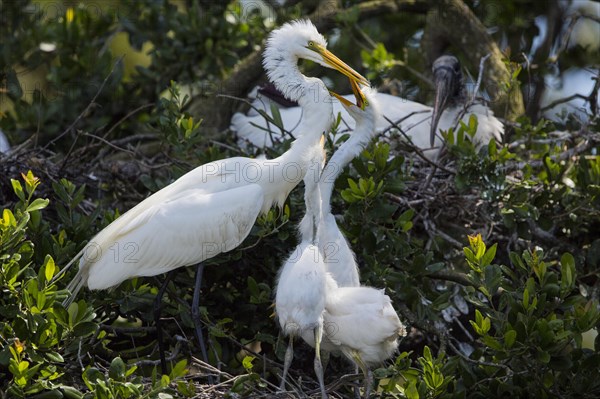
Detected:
left=307, top=91, right=406, bottom=398
left=275, top=138, right=329, bottom=398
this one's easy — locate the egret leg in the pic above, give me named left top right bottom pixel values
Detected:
left=190, top=263, right=213, bottom=384
left=280, top=336, right=294, bottom=391
left=154, top=270, right=177, bottom=375
left=314, top=324, right=328, bottom=399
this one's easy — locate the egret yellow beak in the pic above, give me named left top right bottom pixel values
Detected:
left=310, top=43, right=370, bottom=87
left=350, top=78, right=367, bottom=109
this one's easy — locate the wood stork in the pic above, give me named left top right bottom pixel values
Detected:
left=55, top=19, right=369, bottom=374
left=231, top=55, right=503, bottom=158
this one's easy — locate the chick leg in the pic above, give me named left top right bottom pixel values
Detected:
left=314, top=323, right=328, bottom=399
left=280, top=335, right=294, bottom=391
left=351, top=351, right=372, bottom=399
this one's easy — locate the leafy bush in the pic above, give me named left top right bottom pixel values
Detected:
left=1, top=0, right=599, bottom=398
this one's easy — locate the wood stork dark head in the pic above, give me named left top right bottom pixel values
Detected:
left=430, top=55, right=464, bottom=147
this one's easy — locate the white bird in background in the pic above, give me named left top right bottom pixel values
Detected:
left=0, top=129, right=10, bottom=154
left=54, top=19, right=369, bottom=374
left=231, top=55, right=503, bottom=158
left=428, top=55, right=502, bottom=148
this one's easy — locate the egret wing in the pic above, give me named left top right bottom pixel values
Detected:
left=84, top=184, right=264, bottom=290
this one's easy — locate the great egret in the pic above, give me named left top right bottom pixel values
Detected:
left=55, top=19, right=369, bottom=374
left=230, top=55, right=503, bottom=158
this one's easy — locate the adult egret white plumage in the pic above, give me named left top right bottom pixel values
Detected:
left=56, top=19, right=369, bottom=373
left=231, top=55, right=503, bottom=158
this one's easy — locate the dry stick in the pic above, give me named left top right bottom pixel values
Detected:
left=447, top=339, right=513, bottom=376
left=383, top=115, right=455, bottom=174
left=191, top=356, right=282, bottom=395
left=551, top=12, right=596, bottom=63
left=46, top=57, right=123, bottom=150
left=133, top=335, right=186, bottom=368
left=81, top=132, right=136, bottom=155
left=102, top=103, right=155, bottom=139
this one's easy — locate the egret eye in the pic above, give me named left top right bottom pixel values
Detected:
left=308, top=41, right=314, bottom=47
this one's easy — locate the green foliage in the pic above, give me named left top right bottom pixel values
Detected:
left=1, top=1, right=599, bottom=397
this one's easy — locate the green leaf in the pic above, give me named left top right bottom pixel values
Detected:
left=481, top=243, right=497, bottom=267
left=11, top=179, right=25, bottom=202
left=108, top=357, right=126, bottom=381
left=347, top=178, right=359, bottom=192
left=504, top=329, right=517, bottom=348
left=560, top=252, right=576, bottom=295
left=26, top=198, right=50, bottom=213
left=242, top=355, right=255, bottom=371
left=44, top=255, right=56, bottom=283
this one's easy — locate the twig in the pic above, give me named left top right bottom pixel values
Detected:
left=102, top=103, right=155, bottom=139
left=45, top=56, right=123, bottom=149
left=81, top=132, right=137, bottom=155
left=426, top=270, right=474, bottom=287
left=133, top=335, right=186, bottom=368
left=383, top=115, right=456, bottom=174
left=448, top=339, right=513, bottom=375
left=472, top=54, right=492, bottom=102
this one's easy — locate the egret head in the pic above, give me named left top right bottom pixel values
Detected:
left=430, top=55, right=464, bottom=147
left=331, top=83, right=377, bottom=123
left=264, top=20, right=369, bottom=100
left=331, top=85, right=379, bottom=133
